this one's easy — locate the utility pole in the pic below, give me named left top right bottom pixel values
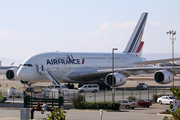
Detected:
left=167, top=30, right=176, bottom=87
left=112, top=48, right=118, bottom=102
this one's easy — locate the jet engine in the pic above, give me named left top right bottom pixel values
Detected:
left=154, top=70, right=173, bottom=84
left=20, top=80, right=36, bottom=85
left=105, top=72, right=126, bottom=86
left=20, top=80, right=28, bottom=84
left=6, top=68, right=19, bottom=81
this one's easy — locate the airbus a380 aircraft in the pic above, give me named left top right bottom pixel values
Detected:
left=5, top=12, right=180, bottom=91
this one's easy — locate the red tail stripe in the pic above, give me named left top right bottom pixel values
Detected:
left=136, top=41, right=144, bottom=53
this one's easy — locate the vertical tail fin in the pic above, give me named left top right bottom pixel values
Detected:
left=123, top=12, right=148, bottom=57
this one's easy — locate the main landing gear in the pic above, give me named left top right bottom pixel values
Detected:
left=98, top=83, right=110, bottom=89
left=78, top=83, right=83, bottom=88
left=66, top=83, right=74, bottom=89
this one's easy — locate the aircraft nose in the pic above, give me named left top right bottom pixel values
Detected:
left=17, top=67, right=31, bottom=80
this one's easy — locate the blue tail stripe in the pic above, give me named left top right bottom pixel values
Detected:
left=132, top=30, right=143, bottom=52
left=127, top=13, right=147, bottom=53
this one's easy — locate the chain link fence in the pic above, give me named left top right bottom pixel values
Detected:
left=0, top=88, right=173, bottom=103
left=80, top=88, right=172, bottom=102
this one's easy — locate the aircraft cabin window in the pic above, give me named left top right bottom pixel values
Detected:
left=23, top=64, right=33, bottom=67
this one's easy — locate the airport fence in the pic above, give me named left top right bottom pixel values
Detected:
left=81, top=88, right=173, bottom=102
left=0, top=89, right=79, bottom=103
left=0, top=88, right=173, bottom=103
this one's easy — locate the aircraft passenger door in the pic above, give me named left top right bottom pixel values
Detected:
left=93, top=64, right=97, bottom=70
left=36, top=64, right=44, bottom=74
left=121, top=57, right=124, bottom=63
left=63, top=66, right=67, bottom=74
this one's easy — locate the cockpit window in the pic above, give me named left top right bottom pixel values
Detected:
left=23, top=64, right=33, bottom=67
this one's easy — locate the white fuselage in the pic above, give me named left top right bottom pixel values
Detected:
left=17, top=52, right=146, bottom=83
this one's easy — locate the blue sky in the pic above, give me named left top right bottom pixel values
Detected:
left=0, top=0, right=180, bottom=64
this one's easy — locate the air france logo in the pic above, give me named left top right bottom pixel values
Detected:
left=47, top=59, right=85, bottom=65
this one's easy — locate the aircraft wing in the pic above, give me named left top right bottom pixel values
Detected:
left=135, top=58, right=180, bottom=65
left=67, top=66, right=180, bottom=81
left=118, top=66, right=180, bottom=75
left=67, top=70, right=111, bottom=81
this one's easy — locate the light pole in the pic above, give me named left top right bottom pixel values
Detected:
left=112, top=48, right=118, bottom=102
left=167, top=30, right=176, bottom=87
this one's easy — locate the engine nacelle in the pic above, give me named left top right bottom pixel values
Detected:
left=20, top=80, right=36, bottom=85
left=105, top=72, right=126, bottom=86
left=20, top=80, right=28, bottom=84
left=6, top=68, right=19, bottom=81
left=154, top=70, right=173, bottom=84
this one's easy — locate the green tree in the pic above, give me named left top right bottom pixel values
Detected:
left=168, top=87, right=180, bottom=120
left=170, top=87, right=180, bottom=99
left=0, top=92, right=2, bottom=99
left=47, top=107, right=66, bottom=120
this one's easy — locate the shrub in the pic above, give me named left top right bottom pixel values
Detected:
left=127, top=96, right=137, bottom=101
left=165, top=110, right=171, bottom=114
left=78, top=101, right=120, bottom=110
left=163, top=116, right=169, bottom=120
left=111, top=102, right=120, bottom=110
left=0, top=92, right=2, bottom=99
left=152, top=94, right=167, bottom=102
left=72, top=93, right=85, bottom=109
left=170, top=103, right=173, bottom=110
left=47, top=107, right=66, bottom=120
left=72, top=94, right=120, bottom=110
left=171, top=107, right=180, bottom=120
left=152, top=94, right=159, bottom=102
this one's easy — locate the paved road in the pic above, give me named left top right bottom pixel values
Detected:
left=0, top=103, right=170, bottom=120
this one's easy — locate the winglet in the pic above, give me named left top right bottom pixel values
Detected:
left=123, top=12, right=148, bottom=57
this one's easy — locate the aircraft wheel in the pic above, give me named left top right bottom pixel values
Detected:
left=26, top=88, right=30, bottom=92
left=30, top=88, right=34, bottom=92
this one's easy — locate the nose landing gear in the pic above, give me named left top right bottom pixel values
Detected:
left=26, top=82, right=34, bottom=92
